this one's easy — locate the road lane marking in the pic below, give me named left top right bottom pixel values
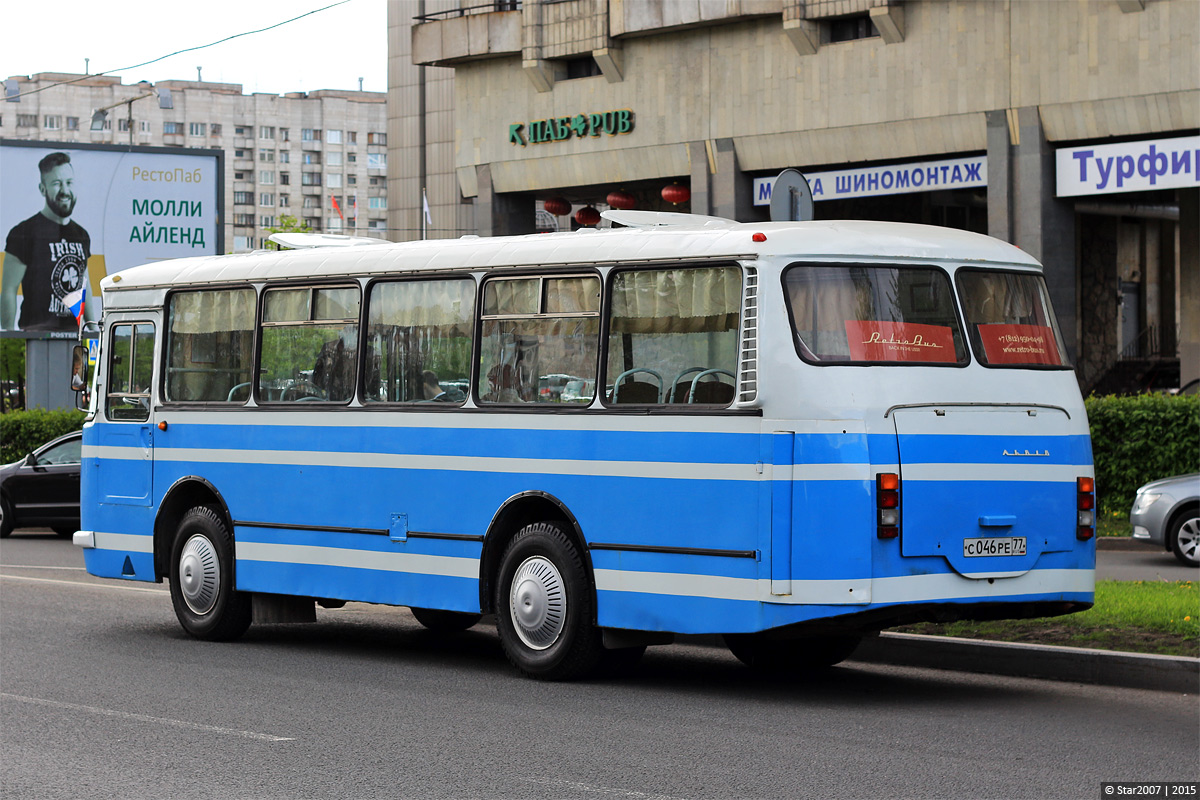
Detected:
left=1, top=693, right=295, bottom=742
left=0, top=573, right=168, bottom=594
left=0, top=564, right=87, bottom=570
left=522, top=778, right=688, bottom=800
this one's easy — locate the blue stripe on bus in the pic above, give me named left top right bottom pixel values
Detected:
left=895, top=433, right=1093, bottom=464
left=235, top=525, right=484, bottom=560
left=595, top=588, right=1096, bottom=634
left=82, top=548, right=155, bottom=582
left=588, top=548, right=761, bottom=581
left=149, top=422, right=765, bottom=464
left=159, top=459, right=765, bottom=553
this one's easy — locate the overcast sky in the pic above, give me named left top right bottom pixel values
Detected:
left=0, top=0, right=388, bottom=96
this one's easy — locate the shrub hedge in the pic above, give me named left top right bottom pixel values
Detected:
left=1086, top=393, right=1200, bottom=515
left=0, top=409, right=87, bottom=465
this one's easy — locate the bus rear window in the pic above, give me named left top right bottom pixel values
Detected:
left=784, top=264, right=967, bottom=365
left=957, top=270, right=1070, bottom=368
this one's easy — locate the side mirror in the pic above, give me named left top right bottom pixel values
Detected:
left=70, top=345, right=88, bottom=392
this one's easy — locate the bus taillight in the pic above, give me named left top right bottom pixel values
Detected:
left=877, top=473, right=900, bottom=539
left=1077, top=476, right=1095, bottom=540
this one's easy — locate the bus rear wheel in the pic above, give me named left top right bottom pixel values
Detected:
left=169, top=506, right=252, bottom=641
left=724, top=633, right=862, bottom=672
left=495, top=521, right=603, bottom=680
left=410, top=607, right=482, bottom=632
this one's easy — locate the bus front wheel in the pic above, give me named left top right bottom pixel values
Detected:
left=724, top=632, right=862, bottom=672
left=169, top=506, right=252, bottom=641
left=495, top=521, right=603, bottom=680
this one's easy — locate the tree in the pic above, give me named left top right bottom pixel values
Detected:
left=265, top=215, right=313, bottom=249
left=0, top=338, right=24, bottom=381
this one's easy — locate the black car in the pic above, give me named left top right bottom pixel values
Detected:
left=0, top=431, right=82, bottom=538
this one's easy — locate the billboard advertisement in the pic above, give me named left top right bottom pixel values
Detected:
left=1, top=140, right=223, bottom=338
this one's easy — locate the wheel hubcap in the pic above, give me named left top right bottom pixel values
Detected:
left=1178, top=517, right=1200, bottom=564
left=509, top=555, right=565, bottom=650
left=178, top=534, right=220, bottom=615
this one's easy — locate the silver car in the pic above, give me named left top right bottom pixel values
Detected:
left=1129, top=474, right=1200, bottom=566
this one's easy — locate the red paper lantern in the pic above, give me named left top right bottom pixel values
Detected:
left=575, top=205, right=601, bottom=226
left=543, top=196, right=571, bottom=217
left=661, top=183, right=690, bottom=205
left=606, top=189, right=635, bottom=210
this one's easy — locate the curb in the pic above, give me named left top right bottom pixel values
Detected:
left=850, top=632, right=1198, bottom=694
left=1095, top=536, right=1150, bottom=552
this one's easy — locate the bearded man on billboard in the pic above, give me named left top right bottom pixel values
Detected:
left=1, top=151, right=91, bottom=332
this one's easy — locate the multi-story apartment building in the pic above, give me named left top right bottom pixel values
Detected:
left=388, top=0, right=1199, bottom=394
left=2, top=72, right=389, bottom=252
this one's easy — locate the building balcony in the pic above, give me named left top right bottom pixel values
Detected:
left=412, top=2, right=521, bottom=67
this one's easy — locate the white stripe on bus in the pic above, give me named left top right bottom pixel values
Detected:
left=94, top=532, right=154, bottom=552
left=594, top=567, right=1093, bottom=605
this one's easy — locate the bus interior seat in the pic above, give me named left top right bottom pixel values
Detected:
left=612, top=380, right=660, bottom=404
left=691, top=381, right=735, bottom=404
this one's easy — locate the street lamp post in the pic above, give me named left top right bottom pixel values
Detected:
left=90, top=82, right=173, bottom=145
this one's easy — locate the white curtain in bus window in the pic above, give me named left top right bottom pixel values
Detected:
left=107, top=323, right=154, bottom=421
left=479, top=276, right=600, bottom=404
left=607, top=267, right=741, bottom=405
left=166, top=289, right=255, bottom=402
left=784, top=265, right=967, bottom=365
left=957, top=270, right=1069, bottom=367
left=259, top=286, right=360, bottom=402
left=364, top=278, right=475, bottom=404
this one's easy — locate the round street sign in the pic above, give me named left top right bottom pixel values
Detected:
left=769, top=168, right=814, bottom=222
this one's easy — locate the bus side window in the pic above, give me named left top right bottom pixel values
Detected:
left=606, top=266, right=741, bottom=406
left=364, top=278, right=475, bottom=404
left=165, top=288, right=255, bottom=403
left=478, top=275, right=600, bottom=405
left=259, top=286, right=360, bottom=403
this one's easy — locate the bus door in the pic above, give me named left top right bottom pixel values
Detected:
left=95, top=318, right=158, bottom=510
left=892, top=406, right=1078, bottom=578
left=777, top=422, right=873, bottom=603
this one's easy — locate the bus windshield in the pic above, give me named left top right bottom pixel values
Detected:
left=784, top=264, right=968, bottom=365
left=957, top=270, right=1070, bottom=368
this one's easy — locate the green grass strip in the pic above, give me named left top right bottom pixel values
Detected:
left=894, top=580, right=1198, bottom=657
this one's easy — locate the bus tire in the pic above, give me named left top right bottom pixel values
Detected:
left=169, top=506, right=252, bottom=642
left=724, top=633, right=862, bottom=672
left=410, top=607, right=482, bottom=632
left=495, top=521, right=603, bottom=680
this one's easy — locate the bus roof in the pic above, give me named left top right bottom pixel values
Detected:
left=101, top=218, right=1040, bottom=293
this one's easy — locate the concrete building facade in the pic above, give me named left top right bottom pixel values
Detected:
left=388, top=0, right=1199, bottom=394
left=2, top=73, right=390, bottom=253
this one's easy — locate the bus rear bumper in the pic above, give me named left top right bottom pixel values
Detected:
left=73, top=530, right=95, bottom=548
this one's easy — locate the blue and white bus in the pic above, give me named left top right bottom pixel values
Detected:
left=73, top=210, right=1096, bottom=679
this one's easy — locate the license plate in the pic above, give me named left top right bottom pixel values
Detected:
left=963, top=537, right=1027, bottom=557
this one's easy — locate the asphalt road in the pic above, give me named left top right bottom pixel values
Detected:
left=2, top=534, right=1197, bottom=800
